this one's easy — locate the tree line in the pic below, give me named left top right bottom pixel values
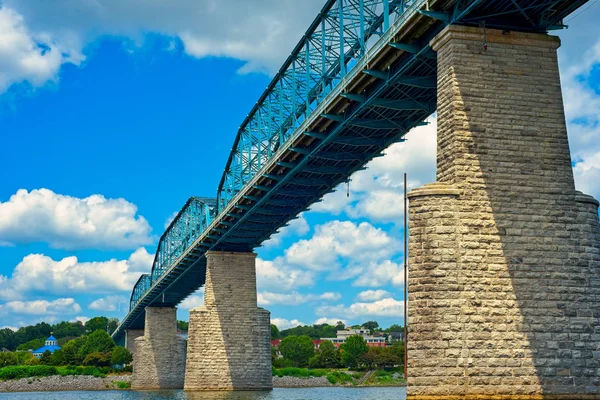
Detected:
left=270, top=320, right=404, bottom=340
left=274, top=335, right=404, bottom=370
left=0, top=317, right=119, bottom=351
left=0, top=329, right=132, bottom=368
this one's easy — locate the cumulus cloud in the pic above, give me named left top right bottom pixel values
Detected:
left=88, top=295, right=128, bottom=312
left=313, top=317, right=346, bottom=326
left=257, top=291, right=341, bottom=306
left=356, top=290, right=392, bottom=302
left=179, top=288, right=205, bottom=310
left=285, top=220, right=398, bottom=272
left=0, top=7, right=82, bottom=92
left=271, top=317, right=306, bottom=330
left=256, top=258, right=314, bottom=291
left=312, top=118, right=437, bottom=222
left=353, top=260, right=405, bottom=288
left=316, top=298, right=404, bottom=319
left=0, top=298, right=81, bottom=316
left=0, top=247, right=153, bottom=299
left=0, top=0, right=326, bottom=93
left=262, top=214, right=310, bottom=248
left=0, top=188, right=153, bottom=250
left=561, top=39, right=600, bottom=200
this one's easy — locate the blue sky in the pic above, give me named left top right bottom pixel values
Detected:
left=0, top=1, right=599, bottom=331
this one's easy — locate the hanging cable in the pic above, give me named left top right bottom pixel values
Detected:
left=480, top=20, right=488, bottom=51
left=346, top=179, right=352, bottom=197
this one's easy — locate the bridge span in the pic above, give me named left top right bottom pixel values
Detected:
left=113, top=0, right=600, bottom=398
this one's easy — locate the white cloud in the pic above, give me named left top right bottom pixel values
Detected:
left=313, top=317, right=346, bottom=326
left=316, top=298, right=404, bottom=319
left=312, top=118, right=437, bottom=222
left=284, top=220, right=398, bottom=272
left=0, top=326, right=17, bottom=331
left=164, top=211, right=178, bottom=229
left=262, top=214, right=310, bottom=248
left=0, top=0, right=325, bottom=93
left=179, top=288, right=205, bottom=310
left=88, top=295, right=128, bottom=312
left=561, top=39, right=600, bottom=200
left=0, top=7, right=82, bottom=92
left=353, top=260, right=405, bottom=288
left=0, top=298, right=81, bottom=316
left=271, top=317, right=306, bottom=330
left=256, top=258, right=314, bottom=291
left=257, top=291, right=341, bottom=306
left=0, top=188, right=153, bottom=250
left=356, top=290, right=392, bottom=302
left=0, top=247, right=153, bottom=299
left=74, top=316, right=90, bottom=324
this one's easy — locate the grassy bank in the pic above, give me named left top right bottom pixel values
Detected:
left=272, top=367, right=405, bottom=386
left=0, top=365, right=130, bottom=381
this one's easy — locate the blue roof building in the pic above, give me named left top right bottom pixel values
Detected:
left=33, top=335, right=61, bottom=358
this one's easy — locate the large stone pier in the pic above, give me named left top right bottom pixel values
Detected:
left=130, top=306, right=187, bottom=390
left=184, top=251, right=272, bottom=391
left=407, top=26, right=600, bottom=399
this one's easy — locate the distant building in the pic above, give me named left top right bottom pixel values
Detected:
left=322, top=327, right=386, bottom=348
left=33, top=335, right=61, bottom=358
left=389, top=331, right=405, bottom=342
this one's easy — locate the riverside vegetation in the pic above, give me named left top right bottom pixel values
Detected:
left=271, top=320, right=406, bottom=387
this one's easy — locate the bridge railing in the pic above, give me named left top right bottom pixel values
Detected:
left=130, top=273, right=152, bottom=310
left=216, top=0, right=421, bottom=212
left=148, top=197, right=216, bottom=288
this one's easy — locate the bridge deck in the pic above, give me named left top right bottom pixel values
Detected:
left=113, top=0, right=587, bottom=341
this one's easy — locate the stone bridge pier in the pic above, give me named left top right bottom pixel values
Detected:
left=131, top=306, right=187, bottom=390
left=407, top=26, right=600, bottom=399
left=184, top=251, right=272, bottom=391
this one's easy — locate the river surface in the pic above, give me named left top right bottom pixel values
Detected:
left=0, top=388, right=405, bottom=400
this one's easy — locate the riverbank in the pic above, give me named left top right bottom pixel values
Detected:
left=0, top=372, right=404, bottom=392
left=0, top=374, right=131, bottom=392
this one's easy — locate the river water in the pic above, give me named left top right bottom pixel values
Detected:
left=0, top=388, right=405, bottom=400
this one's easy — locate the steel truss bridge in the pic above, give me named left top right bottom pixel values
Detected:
left=112, top=0, right=587, bottom=343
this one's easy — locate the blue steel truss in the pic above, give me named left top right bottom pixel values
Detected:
left=113, top=0, right=588, bottom=343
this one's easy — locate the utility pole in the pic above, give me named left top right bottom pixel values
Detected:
left=403, top=172, right=408, bottom=380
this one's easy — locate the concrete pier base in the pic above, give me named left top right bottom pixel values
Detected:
left=125, top=329, right=143, bottom=361
left=184, top=251, right=272, bottom=391
left=407, top=26, right=600, bottom=399
left=131, top=306, right=186, bottom=390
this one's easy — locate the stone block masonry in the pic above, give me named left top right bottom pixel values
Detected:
left=184, top=251, right=272, bottom=391
left=407, top=25, right=600, bottom=399
left=125, top=329, right=143, bottom=361
left=131, top=307, right=186, bottom=390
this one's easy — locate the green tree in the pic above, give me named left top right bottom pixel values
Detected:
left=308, top=340, right=341, bottom=368
left=62, top=336, right=87, bottom=365
left=79, top=330, right=115, bottom=358
left=52, top=321, right=85, bottom=338
left=0, top=328, right=16, bottom=351
left=83, top=351, right=112, bottom=367
left=279, top=335, right=314, bottom=367
left=50, top=349, right=68, bottom=366
left=39, top=350, right=53, bottom=365
left=107, top=318, right=119, bottom=335
left=16, top=338, right=45, bottom=351
left=340, top=335, right=369, bottom=368
left=85, top=317, right=108, bottom=333
left=385, top=324, right=403, bottom=333
left=177, top=320, right=189, bottom=332
left=389, top=340, right=404, bottom=363
left=270, top=324, right=280, bottom=339
left=362, top=321, right=379, bottom=332
left=111, top=346, right=133, bottom=366
left=0, top=352, right=19, bottom=367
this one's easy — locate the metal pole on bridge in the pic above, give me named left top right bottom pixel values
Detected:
left=403, top=172, right=408, bottom=380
